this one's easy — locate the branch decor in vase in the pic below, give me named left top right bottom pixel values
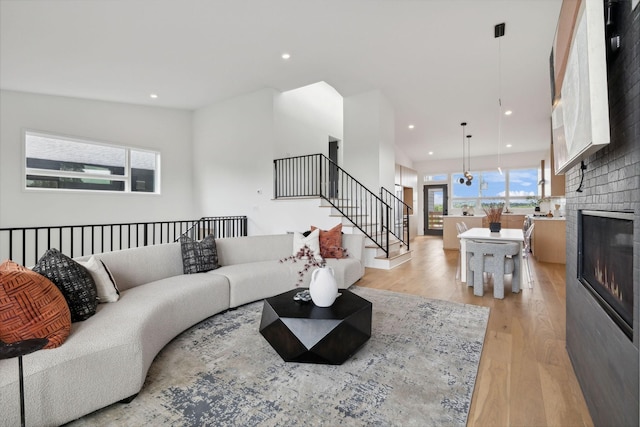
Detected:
left=483, top=203, right=504, bottom=233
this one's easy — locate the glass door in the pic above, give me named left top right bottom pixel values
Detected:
left=423, top=185, right=448, bottom=235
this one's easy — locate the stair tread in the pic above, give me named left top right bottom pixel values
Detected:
left=374, top=248, right=412, bottom=261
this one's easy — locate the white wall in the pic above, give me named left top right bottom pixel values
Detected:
left=1, top=83, right=386, bottom=236
left=394, top=145, right=414, bottom=171
left=192, top=88, right=276, bottom=235
left=193, top=87, right=344, bottom=235
left=343, top=90, right=396, bottom=191
left=274, top=81, right=343, bottom=159
left=0, top=90, right=194, bottom=227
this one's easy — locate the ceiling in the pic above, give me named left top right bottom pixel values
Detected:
left=0, top=0, right=562, bottom=163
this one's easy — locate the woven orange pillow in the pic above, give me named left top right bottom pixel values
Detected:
left=310, top=224, right=344, bottom=259
left=0, top=260, right=71, bottom=349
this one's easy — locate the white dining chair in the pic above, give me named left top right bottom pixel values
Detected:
left=466, top=240, right=521, bottom=299
left=523, top=223, right=535, bottom=288
left=455, top=222, right=468, bottom=279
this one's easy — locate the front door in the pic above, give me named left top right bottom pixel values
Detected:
left=423, top=184, right=448, bottom=235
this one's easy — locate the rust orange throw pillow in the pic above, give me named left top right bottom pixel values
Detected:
left=0, top=260, right=71, bottom=349
left=311, top=224, right=344, bottom=259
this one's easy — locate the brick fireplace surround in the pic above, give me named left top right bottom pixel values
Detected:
left=564, top=3, right=639, bottom=425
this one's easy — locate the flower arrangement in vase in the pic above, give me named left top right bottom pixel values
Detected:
left=279, top=245, right=349, bottom=287
left=483, top=203, right=504, bottom=232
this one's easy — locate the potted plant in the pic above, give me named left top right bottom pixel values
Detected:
left=483, top=203, right=504, bottom=232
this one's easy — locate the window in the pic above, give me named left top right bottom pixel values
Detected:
left=25, top=131, right=160, bottom=193
left=507, top=168, right=539, bottom=208
left=451, top=168, right=538, bottom=209
left=424, top=174, right=448, bottom=182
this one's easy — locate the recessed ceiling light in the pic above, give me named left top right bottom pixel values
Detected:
left=150, top=93, right=158, bottom=99
left=281, top=53, right=291, bottom=60
left=506, top=144, right=513, bottom=148
left=428, top=151, right=434, bottom=155
left=408, top=124, right=415, bottom=129
left=504, top=110, right=513, bottom=116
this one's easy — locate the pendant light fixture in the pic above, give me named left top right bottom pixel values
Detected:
left=465, top=134, right=473, bottom=186
left=459, top=122, right=467, bottom=184
left=495, top=22, right=506, bottom=175
left=459, top=122, right=473, bottom=186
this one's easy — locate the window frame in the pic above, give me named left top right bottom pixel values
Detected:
left=23, top=130, right=161, bottom=194
left=448, top=167, right=540, bottom=210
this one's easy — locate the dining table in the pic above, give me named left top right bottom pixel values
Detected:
left=457, top=227, right=525, bottom=288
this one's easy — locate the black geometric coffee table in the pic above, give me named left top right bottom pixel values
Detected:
left=259, top=288, right=372, bottom=365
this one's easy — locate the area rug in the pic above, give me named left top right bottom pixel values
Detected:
left=68, top=287, right=490, bottom=426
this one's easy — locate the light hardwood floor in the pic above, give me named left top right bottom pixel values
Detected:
left=356, top=235, right=593, bottom=427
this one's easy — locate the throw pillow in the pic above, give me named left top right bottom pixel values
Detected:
left=292, top=228, right=322, bottom=260
left=311, top=224, right=345, bottom=258
left=180, top=234, right=218, bottom=274
left=78, top=256, right=120, bottom=303
left=0, top=260, right=71, bottom=349
left=32, top=249, right=98, bottom=322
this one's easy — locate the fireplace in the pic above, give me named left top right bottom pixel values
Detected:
left=578, top=210, right=634, bottom=339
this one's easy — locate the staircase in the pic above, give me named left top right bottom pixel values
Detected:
left=274, top=154, right=412, bottom=269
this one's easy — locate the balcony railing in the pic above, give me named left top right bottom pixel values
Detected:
left=0, top=216, right=247, bottom=267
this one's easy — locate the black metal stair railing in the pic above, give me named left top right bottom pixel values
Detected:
left=0, top=216, right=247, bottom=267
left=274, top=154, right=390, bottom=256
left=380, top=187, right=412, bottom=250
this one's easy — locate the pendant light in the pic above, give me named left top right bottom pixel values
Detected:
left=459, top=122, right=473, bottom=186
left=495, top=22, right=506, bottom=175
left=465, top=134, right=473, bottom=186
left=459, top=122, right=467, bottom=184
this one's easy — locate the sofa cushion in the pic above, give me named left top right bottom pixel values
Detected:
left=212, top=261, right=295, bottom=308
left=78, top=256, right=120, bottom=303
left=311, top=224, right=345, bottom=258
left=0, top=260, right=71, bottom=348
left=180, top=234, right=219, bottom=274
left=84, top=243, right=184, bottom=292
left=216, top=234, right=293, bottom=266
left=33, top=249, right=98, bottom=322
left=292, top=228, right=322, bottom=260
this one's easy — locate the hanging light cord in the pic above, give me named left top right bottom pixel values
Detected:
left=497, top=32, right=503, bottom=175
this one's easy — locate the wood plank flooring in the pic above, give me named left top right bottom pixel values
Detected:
left=356, top=235, right=593, bottom=427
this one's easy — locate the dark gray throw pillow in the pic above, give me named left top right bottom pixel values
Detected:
left=32, top=248, right=98, bottom=322
left=180, top=234, right=218, bottom=274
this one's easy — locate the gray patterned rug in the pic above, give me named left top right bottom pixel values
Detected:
left=69, top=287, right=489, bottom=426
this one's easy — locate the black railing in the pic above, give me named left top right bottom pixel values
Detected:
left=0, top=216, right=247, bottom=267
left=274, top=154, right=390, bottom=256
left=380, top=187, right=412, bottom=250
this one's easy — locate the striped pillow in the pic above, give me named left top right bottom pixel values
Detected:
left=0, top=260, right=71, bottom=349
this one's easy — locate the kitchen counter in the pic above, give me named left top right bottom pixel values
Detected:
left=529, top=216, right=566, bottom=221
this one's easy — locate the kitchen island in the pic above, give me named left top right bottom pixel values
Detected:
left=530, top=216, right=566, bottom=264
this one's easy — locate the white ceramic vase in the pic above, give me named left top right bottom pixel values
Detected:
left=309, top=266, right=338, bottom=307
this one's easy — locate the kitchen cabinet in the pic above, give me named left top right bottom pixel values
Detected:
left=531, top=217, right=566, bottom=264
left=481, top=214, right=525, bottom=230
left=550, top=142, right=566, bottom=196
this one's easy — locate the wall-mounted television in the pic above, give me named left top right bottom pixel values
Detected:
left=550, top=0, right=610, bottom=175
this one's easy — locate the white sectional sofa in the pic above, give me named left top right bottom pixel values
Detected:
left=0, top=233, right=365, bottom=427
